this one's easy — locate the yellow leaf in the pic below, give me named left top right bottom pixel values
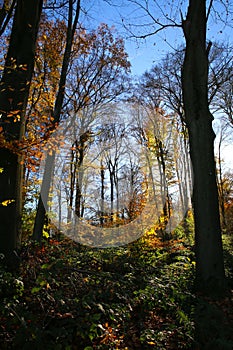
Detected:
left=1, top=199, right=15, bottom=206
left=42, top=230, right=50, bottom=239
left=13, top=115, right=20, bottom=122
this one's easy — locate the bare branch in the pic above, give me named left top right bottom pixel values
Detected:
left=206, top=0, right=213, bottom=22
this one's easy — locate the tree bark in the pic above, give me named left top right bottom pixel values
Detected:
left=0, top=0, right=42, bottom=267
left=182, top=0, right=226, bottom=294
left=100, top=159, right=105, bottom=226
left=67, top=142, right=76, bottom=223
left=75, top=133, right=87, bottom=218
left=32, top=0, right=81, bottom=241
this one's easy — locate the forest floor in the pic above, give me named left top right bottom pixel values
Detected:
left=1, top=232, right=233, bottom=349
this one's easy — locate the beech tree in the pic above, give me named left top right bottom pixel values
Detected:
left=0, top=0, right=43, bottom=266
left=181, top=0, right=226, bottom=293
left=34, top=24, right=130, bottom=237
left=32, top=0, right=81, bottom=241
left=63, top=24, right=130, bottom=222
left=117, top=0, right=227, bottom=293
left=22, top=18, right=67, bottom=185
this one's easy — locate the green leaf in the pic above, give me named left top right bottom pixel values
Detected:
left=31, top=286, right=41, bottom=294
left=39, top=280, right=47, bottom=287
left=41, top=263, right=50, bottom=269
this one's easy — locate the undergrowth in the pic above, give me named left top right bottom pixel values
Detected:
left=1, top=229, right=233, bottom=349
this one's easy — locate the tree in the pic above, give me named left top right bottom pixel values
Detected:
left=209, top=43, right=233, bottom=127
left=33, top=23, right=130, bottom=239
left=63, top=24, right=130, bottom=223
left=119, top=0, right=227, bottom=294
left=215, top=122, right=232, bottom=230
left=0, top=0, right=43, bottom=267
left=119, top=155, right=147, bottom=223
left=32, top=0, right=81, bottom=241
left=22, top=18, right=68, bottom=197
left=138, top=44, right=233, bottom=215
left=99, top=120, right=127, bottom=224
left=181, top=0, right=226, bottom=293
left=129, top=100, right=189, bottom=238
left=219, top=171, right=233, bottom=234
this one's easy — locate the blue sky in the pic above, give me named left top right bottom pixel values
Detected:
left=83, top=0, right=233, bottom=76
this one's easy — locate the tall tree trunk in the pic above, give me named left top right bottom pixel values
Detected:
left=100, top=159, right=105, bottom=226
left=75, top=134, right=86, bottom=218
left=109, top=170, right=114, bottom=223
left=32, top=0, right=81, bottom=241
left=182, top=0, right=226, bottom=294
left=0, top=0, right=42, bottom=267
left=114, top=171, right=119, bottom=223
left=67, top=143, right=76, bottom=223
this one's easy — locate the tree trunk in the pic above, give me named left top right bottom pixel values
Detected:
left=75, top=134, right=86, bottom=218
left=67, top=143, right=76, bottom=223
left=32, top=153, right=55, bottom=241
left=110, top=170, right=114, bottom=223
left=0, top=0, right=42, bottom=267
left=32, top=0, right=81, bottom=241
left=75, top=179, right=82, bottom=218
left=182, top=0, right=226, bottom=294
left=100, top=159, right=105, bottom=226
